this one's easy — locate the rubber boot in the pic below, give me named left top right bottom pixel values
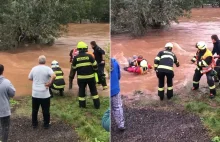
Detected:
left=79, top=100, right=86, bottom=108
left=93, top=98, right=100, bottom=109
left=59, top=90, right=64, bottom=96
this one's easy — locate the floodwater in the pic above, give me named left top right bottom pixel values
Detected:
left=111, top=8, right=220, bottom=98
left=0, top=24, right=110, bottom=96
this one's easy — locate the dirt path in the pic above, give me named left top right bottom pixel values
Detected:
left=111, top=103, right=210, bottom=142
left=7, top=116, right=78, bottom=142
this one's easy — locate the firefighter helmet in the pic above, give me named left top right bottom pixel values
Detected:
left=165, top=42, right=174, bottom=49
left=77, top=41, right=88, bottom=49
left=197, top=41, right=207, bottom=50
left=140, top=60, right=148, bottom=67
left=51, top=60, right=59, bottom=68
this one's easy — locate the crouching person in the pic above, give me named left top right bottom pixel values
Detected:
left=49, top=60, right=65, bottom=97
left=0, top=64, right=16, bottom=142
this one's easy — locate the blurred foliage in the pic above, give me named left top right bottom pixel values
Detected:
left=111, top=0, right=219, bottom=36
left=0, top=0, right=109, bottom=50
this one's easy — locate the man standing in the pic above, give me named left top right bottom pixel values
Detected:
left=69, top=41, right=100, bottom=109
left=111, top=58, right=125, bottom=131
left=91, top=41, right=108, bottom=90
left=28, top=55, right=56, bottom=129
left=191, top=41, right=216, bottom=99
left=211, top=35, right=220, bottom=82
left=0, top=64, right=16, bottom=142
left=154, top=43, right=180, bottom=100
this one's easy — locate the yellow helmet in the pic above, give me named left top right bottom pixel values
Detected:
left=77, top=41, right=88, bottom=49
left=197, top=41, right=207, bottom=50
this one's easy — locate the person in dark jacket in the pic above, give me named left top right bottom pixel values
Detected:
left=154, top=42, right=180, bottom=100
left=0, top=64, right=16, bottom=142
left=211, top=35, right=220, bottom=82
left=69, top=41, right=100, bottom=109
left=91, top=41, right=108, bottom=90
left=111, top=58, right=125, bottom=131
left=49, top=60, right=65, bottom=97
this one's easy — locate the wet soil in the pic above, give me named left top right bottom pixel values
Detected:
left=111, top=104, right=210, bottom=142
left=0, top=23, right=109, bottom=97
left=7, top=117, right=78, bottom=142
left=111, top=8, right=220, bottom=97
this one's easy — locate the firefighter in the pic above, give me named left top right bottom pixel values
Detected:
left=191, top=41, right=216, bottom=99
left=90, top=41, right=108, bottom=90
left=49, top=60, right=65, bottom=97
left=69, top=41, right=100, bottom=109
left=154, top=42, right=180, bottom=100
left=69, top=48, right=94, bottom=90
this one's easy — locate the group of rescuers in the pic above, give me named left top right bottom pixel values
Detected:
left=124, top=35, right=220, bottom=100
left=153, top=34, right=220, bottom=100
left=49, top=41, right=107, bottom=109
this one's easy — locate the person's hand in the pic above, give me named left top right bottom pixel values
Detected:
left=101, top=60, right=105, bottom=64
left=45, top=82, right=51, bottom=88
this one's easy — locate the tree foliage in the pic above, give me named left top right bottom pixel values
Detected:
left=0, top=0, right=109, bottom=50
left=111, top=0, right=213, bottom=36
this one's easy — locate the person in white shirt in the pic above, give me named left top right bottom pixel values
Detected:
left=28, top=55, right=56, bottom=129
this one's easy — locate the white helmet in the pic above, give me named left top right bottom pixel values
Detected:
left=140, top=60, right=148, bottom=67
left=197, top=41, right=207, bottom=50
left=165, top=42, right=174, bottom=48
left=51, top=60, right=59, bottom=68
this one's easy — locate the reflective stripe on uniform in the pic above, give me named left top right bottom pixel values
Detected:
left=92, top=61, right=97, bottom=66
left=79, top=97, right=86, bottom=101
left=155, top=57, right=160, bottom=61
left=158, top=65, right=173, bottom=71
left=161, top=55, right=174, bottom=61
left=53, top=84, right=65, bottom=89
left=54, top=71, right=62, bottom=74
left=167, top=87, right=173, bottom=90
left=76, top=62, right=92, bottom=68
left=56, top=76, right=64, bottom=79
left=78, top=74, right=95, bottom=79
left=196, top=67, right=200, bottom=71
left=92, top=95, right=99, bottom=99
left=154, top=64, right=158, bottom=67
left=158, top=87, right=164, bottom=91
left=202, top=60, right=208, bottom=66
left=198, top=61, right=202, bottom=67
left=72, top=66, right=77, bottom=69
left=192, top=58, right=196, bottom=61
left=209, top=85, right=215, bottom=89
left=193, top=81, right=199, bottom=84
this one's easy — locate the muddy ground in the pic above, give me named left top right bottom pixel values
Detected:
left=7, top=116, right=78, bottom=142
left=111, top=100, right=211, bottom=142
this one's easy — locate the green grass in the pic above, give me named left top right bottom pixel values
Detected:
left=184, top=91, right=220, bottom=139
left=14, top=95, right=110, bottom=142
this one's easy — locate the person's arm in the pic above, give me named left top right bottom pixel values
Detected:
left=7, top=81, right=16, bottom=98
left=154, top=51, right=162, bottom=71
left=28, top=68, right=33, bottom=81
left=98, top=48, right=105, bottom=64
left=212, top=45, right=216, bottom=55
left=90, top=55, right=98, bottom=71
left=69, top=50, right=73, bottom=62
left=102, top=108, right=110, bottom=132
left=173, top=54, right=180, bottom=67
left=69, top=57, right=77, bottom=79
left=45, top=68, right=56, bottom=87
left=198, top=56, right=212, bottom=67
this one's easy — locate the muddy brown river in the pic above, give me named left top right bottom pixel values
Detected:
left=111, top=8, right=220, bottom=99
left=0, top=24, right=109, bottom=96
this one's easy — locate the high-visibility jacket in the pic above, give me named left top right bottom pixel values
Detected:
left=154, top=50, right=179, bottom=73
left=191, top=49, right=215, bottom=74
left=52, top=67, right=65, bottom=89
left=71, top=52, right=98, bottom=82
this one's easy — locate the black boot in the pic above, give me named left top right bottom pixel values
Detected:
left=93, top=98, right=100, bottom=109
left=79, top=100, right=86, bottom=108
left=60, top=90, right=64, bottom=96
